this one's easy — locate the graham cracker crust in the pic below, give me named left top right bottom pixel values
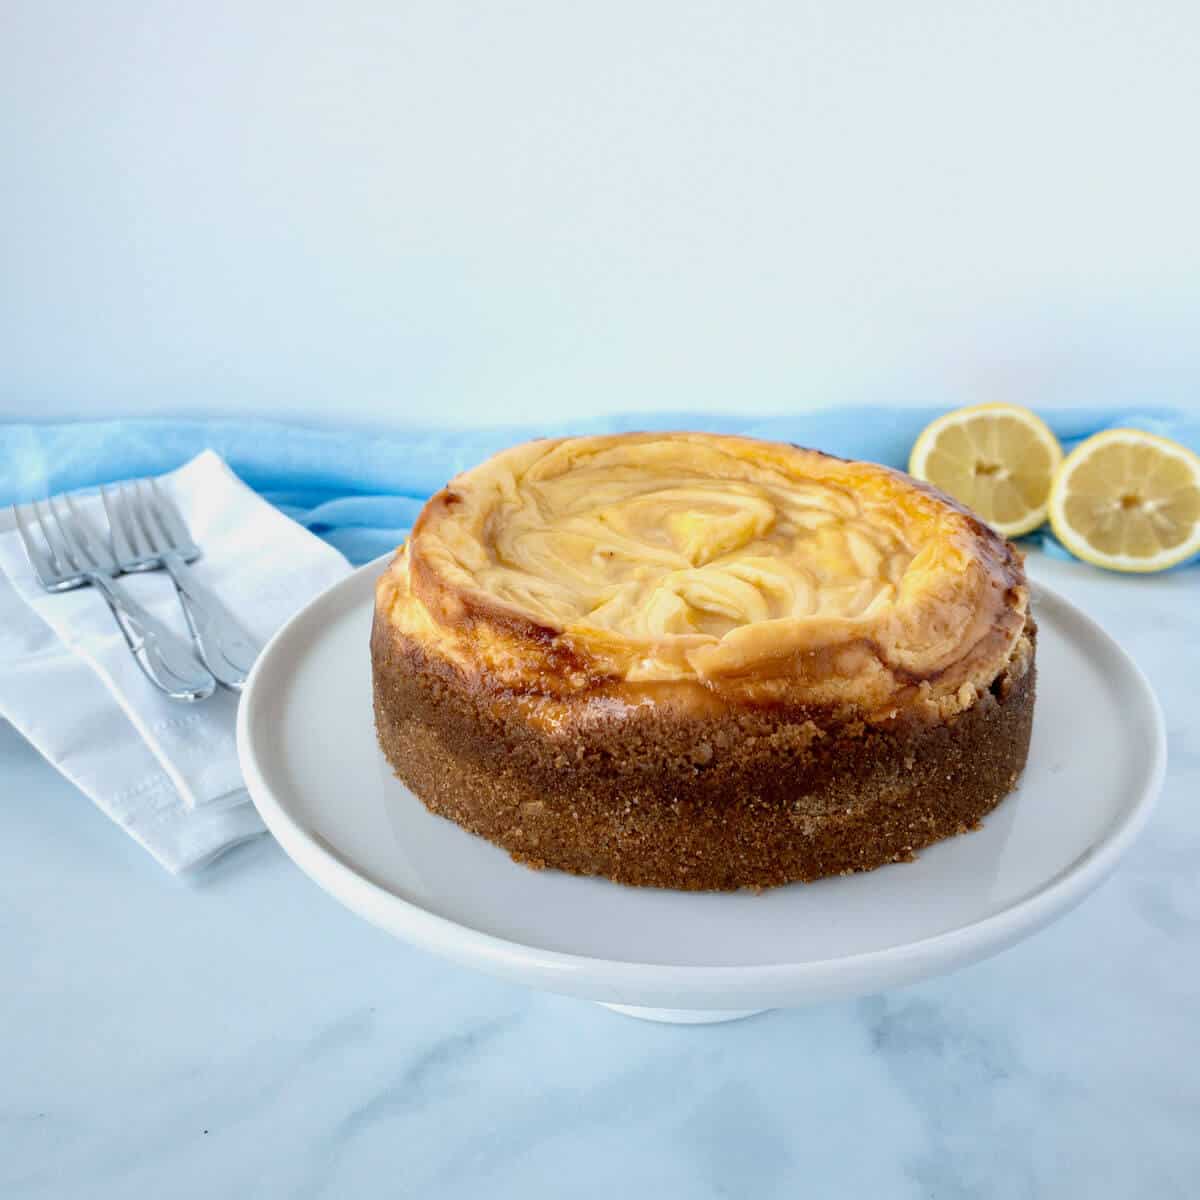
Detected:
left=370, top=611, right=1036, bottom=892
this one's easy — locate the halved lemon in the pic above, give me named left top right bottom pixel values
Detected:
left=1047, top=428, right=1200, bottom=573
left=908, top=403, right=1063, bottom=537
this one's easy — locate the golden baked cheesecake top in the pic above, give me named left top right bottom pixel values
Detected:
left=377, top=432, right=1029, bottom=719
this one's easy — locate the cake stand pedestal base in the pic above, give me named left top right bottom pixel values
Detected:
left=599, top=1004, right=769, bottom=1024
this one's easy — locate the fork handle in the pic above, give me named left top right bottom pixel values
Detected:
left=89, top=573, right=217, bottom=702
left=162, top=552, right=259, bottom=691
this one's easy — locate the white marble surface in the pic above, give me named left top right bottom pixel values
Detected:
left=3, top=551, right=1197, bottom=1199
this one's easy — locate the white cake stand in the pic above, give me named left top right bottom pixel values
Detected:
left=237, top=558, right=1164, bottom=1023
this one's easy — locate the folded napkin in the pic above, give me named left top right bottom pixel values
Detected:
left=0, top=451, right=350, bottom=871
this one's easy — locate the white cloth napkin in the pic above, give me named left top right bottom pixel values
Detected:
left=0, top=451, right=351, bottom=871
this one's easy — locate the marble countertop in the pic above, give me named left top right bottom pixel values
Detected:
left=3, top=551, right=1197, bottom=1199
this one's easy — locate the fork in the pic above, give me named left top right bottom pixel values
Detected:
left=14, top=496, right=217, bottom=702
left=102, top=480, right=259, bottom=691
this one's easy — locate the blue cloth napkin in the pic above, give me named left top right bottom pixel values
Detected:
left=2, top=409, right=1197, bottom=567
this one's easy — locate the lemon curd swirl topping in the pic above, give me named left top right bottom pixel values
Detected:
left=385, top=434, right=1028, bottom=707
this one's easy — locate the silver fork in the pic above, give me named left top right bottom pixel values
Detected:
left=14, top=496, right=217, bottom=702
left=102, top=480, right=259, bottom=691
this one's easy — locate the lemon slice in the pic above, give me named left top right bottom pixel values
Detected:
left=1048, top=428, right=1200, bottom=573
left=908, top=403, right=1063, bottom=537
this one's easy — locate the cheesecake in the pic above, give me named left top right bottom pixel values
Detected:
left=371, top=432, right=1035, bottom=891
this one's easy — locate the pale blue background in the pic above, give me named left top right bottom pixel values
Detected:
left=3, top=1, right=1200, bottom=427
left=5, top=7, right=1200, bottom=1196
